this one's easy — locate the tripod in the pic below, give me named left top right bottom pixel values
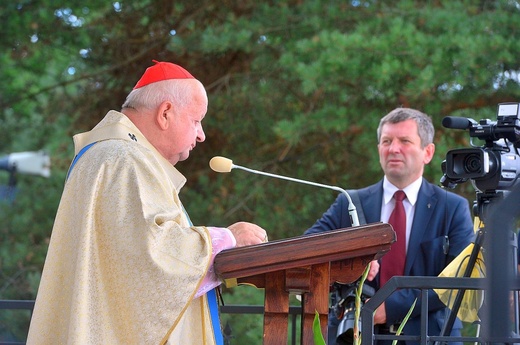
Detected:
left=435, top=190, right=519, bottom=344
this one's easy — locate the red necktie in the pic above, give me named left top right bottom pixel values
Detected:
left=380, top=190, right=407, bottom=286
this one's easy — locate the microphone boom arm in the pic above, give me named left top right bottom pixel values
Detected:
left=232, top=163, right=360, bottom=227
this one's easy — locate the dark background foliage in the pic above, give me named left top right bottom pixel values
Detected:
left=1, top=0, right=519, bottom=342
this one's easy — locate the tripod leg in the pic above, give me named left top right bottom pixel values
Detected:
left=512, top=231, right=519, bottom=336
left=435, top=228, right=485, bottom=345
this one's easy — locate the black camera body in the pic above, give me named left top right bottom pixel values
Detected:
left=441, top=102, right=520, bottom=193
left=333, top=281, right=375, bottom=345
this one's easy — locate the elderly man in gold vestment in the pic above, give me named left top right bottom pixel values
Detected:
left=27, top=61, right=268, bottom=345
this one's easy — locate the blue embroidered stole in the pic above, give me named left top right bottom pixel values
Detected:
left=182, top=206, right=224, bottom=345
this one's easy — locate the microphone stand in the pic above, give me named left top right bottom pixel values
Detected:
left=211, top=156, right=366, bottom=343
left=229, top=162, right=360, bottom=227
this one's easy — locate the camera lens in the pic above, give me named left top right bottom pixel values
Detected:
left=463, top=153, right=482, bottom=174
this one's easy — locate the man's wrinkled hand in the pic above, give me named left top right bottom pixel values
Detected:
left=228, top=221, right=268, bottom=247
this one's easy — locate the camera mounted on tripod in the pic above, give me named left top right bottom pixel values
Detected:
left=440, top=102, right=520, bottom=194
left=333, top=281, right=375, bottom=344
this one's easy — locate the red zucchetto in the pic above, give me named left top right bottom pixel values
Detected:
left=133, top=60, right=195, bottom=89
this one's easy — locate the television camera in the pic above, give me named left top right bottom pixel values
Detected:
left=0, top=151, right=50, bottom=178
left=440, top=102, right=520, bottom=206
left=0, top=150, right=50, bottom=202
left=438, top=103, right=520, bottom=340
left=333, top=281, right=375, bottom=344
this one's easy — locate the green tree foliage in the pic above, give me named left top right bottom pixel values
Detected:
left=1, top=0, right=519, bottom=342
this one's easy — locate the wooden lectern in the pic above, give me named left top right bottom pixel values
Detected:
left=214, top=223, right=395, bottom=344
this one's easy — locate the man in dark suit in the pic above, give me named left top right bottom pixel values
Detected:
left=305, top=108, right=474, bottom=345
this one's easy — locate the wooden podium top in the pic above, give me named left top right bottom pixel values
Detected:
left=214, top=223, right=395, bottom=283
left=213, top=223, right=395, bottom=344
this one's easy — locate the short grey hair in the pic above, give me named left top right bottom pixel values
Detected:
left=121, top=79, right=194, bottom=111
left=377, top=108, right=434, bottom=148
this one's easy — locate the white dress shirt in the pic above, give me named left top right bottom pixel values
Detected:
left=381, top=176, right=423, bottom=252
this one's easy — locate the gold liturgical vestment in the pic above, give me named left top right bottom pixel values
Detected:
left=27, top=111, right=218, bottom=345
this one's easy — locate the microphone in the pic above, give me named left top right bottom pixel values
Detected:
left=209, top=156, right=360, bottom=226
left=442, top=116, right=477, bottom=130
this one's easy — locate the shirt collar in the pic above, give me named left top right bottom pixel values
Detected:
left=383, top=176, right=423, bottom=206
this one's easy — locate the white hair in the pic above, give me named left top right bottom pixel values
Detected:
left=121, top=79, right=201, bottom=111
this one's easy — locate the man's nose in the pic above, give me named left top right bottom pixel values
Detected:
left=388, top=140, right=401, bottom=152
left=197, top=125, right=206, bottom=142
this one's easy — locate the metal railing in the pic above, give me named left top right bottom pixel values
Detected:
left=0, top=300, right=301, bottom=345
left=0, top=300, right=34, bottom=345
left=3, top=276, right=520, bottom=344
left=362, top=276, right=520, bottom=344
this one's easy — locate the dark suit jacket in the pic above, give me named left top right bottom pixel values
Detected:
left=305, top=178, right=475, bottom=341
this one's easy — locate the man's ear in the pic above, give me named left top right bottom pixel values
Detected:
left=156, top=101, right=173, bottom=130
left=424, top=143, right=435, bottom=164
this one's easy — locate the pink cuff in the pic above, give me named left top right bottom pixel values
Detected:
left=195, top=227, right=236, bottom=298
